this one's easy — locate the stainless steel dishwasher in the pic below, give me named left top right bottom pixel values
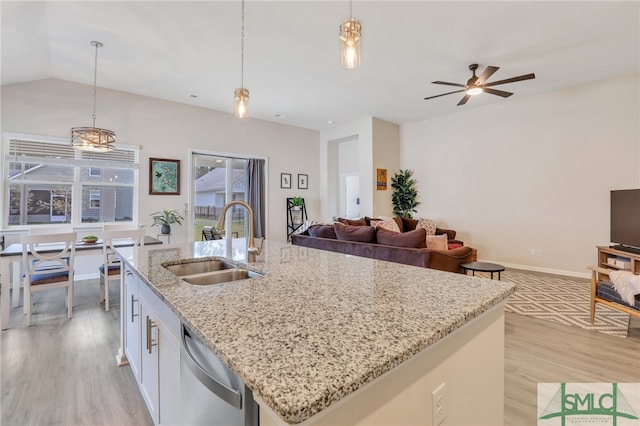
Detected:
left=181, top=324, right=259, bottom=425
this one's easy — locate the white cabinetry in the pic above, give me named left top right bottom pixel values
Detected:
left=122, top=266, right=181, bottom=425
left=123, top=265, right=141, bottom=380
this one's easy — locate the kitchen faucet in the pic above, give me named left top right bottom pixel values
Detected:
left=216, top=200, right=262, bottom=261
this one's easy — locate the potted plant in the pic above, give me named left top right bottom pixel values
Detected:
left=150, top=209, right=184, bottom=234
left=391, top=169, right=420, bottom=218
left=291, top=197, right=304, bottom=210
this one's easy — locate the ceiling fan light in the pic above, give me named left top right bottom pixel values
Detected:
left=340, top=18, right=361, bottom=69
left=234, top=87, right=249, bottom=118
left=467, top=87, right=483, bottom=96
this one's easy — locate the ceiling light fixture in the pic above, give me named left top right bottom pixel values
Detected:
left=234, top=0, right=249, bottom=118
left=340, top=0, right=361, bottom=69
left=466, top=87, right=483, bottom=96
left=71, top=41, right=115, bottom=152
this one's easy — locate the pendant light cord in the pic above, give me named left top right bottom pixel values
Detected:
left=91, top=41, right=100, bottom=128
left=240, top=0, right=245, bottom=88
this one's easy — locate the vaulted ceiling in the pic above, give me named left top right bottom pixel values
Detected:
left=2, top=1, right=638, bottom=131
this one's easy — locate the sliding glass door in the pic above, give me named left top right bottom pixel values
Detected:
left=190, top=152, right=265, bottom=241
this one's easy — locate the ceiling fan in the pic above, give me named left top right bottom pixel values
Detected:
left=424, top=64, right=535, bottom=106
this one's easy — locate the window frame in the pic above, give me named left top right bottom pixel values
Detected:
left=2, top=133, right=140, bottom=230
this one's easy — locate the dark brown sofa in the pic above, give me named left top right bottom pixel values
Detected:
left=291, top=217, right=477, bottom=274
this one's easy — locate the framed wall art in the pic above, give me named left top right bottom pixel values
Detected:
left=281, top=173, right=292, bottom=189
left=149, top=158, right=180, bottom=195
left=298, top=174, right=308, bottom=189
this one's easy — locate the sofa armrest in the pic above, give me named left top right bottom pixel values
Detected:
left=428, top=247, right=477, bottom=274
left=436, top=227, right=456, bottom=240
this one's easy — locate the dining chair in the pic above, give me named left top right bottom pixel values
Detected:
left=99, top=228, right=146, bottom=311
left=21, top=232, right=77, bottom=326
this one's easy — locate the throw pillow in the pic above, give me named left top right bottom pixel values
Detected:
left=401, top=217, right=418, bottom=232
left=370, top=216, right=401, bottom=233
left=338, top=217, right=367, bottom=227
left=364, top=216, right=382, bottom=226
left=376, top=227, right=426, bottom=248
left=426, top=234, right=448, bottom=250
left=416, top=218, right=437, bottom=236
left=308, top=224, right=337, bottom=239
left=333, top=222, right=376, bottom=243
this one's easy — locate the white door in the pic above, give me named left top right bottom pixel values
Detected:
left=341, top=174, right=360, bottom=218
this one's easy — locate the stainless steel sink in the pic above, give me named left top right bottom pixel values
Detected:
left=164, top=260, right=237, bottom=276
left=163, top=259, right=263, bottom=286
left=182, top=269, right=262, bottom=286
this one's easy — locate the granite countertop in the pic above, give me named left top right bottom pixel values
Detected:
left=117, top=239, right=515, bottom=424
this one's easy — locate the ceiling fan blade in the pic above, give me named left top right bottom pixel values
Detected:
left=483, top=88, right=513, bottom=98
left=483, top=73, right=536, bottom=87
left=432, top=81, right=466, bottom=88
left=424, top=89, right=465, bottom=100
left=476, top=66, right=499, bottom=85
left=457, top=94, right=471, bottom=106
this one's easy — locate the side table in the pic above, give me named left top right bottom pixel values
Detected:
left=157, top=233, right=172, bottom=244
left=460, top=262, right=505, bottom=280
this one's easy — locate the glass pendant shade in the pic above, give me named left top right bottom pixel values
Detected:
left=234, top=87, right=249, bottom=118
left=340, top=18, right=361, bottom=69
left=71, top=127, right=116, bottom=152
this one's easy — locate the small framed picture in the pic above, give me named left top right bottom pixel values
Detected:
left=149, top=158, right=180, bottom=195
left=298, top=174, right=308, bottom=189
left=281, top=173, right=292, bottom=189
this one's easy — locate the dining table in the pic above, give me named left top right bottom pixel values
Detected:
left=0, top=235, right=162, bottom=330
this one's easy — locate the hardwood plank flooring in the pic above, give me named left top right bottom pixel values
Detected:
left=1, top=279, right=152, bottom=426
left=1, top=279, right=638, bottom=425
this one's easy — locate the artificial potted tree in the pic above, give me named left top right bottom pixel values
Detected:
left=150, top=209, right=184, bottom=235
left=391, top=169, right=420, bottom=218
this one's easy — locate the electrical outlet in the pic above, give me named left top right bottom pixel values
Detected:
left=432, top=382, right=446, bottom=425
left=535, top=248, right=543, bottom=257
left=529, top=248, right=536, bottom=256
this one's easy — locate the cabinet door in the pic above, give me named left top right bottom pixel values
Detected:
left=158, top=316, right=181, bottom=425
left=124, top=267, right=141, bottom=380
left=140, top=301, right=160, bottom=425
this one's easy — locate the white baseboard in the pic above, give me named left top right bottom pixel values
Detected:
left=479, top=260, right=591, bottom=279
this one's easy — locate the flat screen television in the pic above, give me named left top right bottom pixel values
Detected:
left=610, top=188, right=640, bottom=253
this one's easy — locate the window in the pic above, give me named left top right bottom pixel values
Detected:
left=3, top=135, right=139, bottom=227
left=89, top=190, right=101, bottom=209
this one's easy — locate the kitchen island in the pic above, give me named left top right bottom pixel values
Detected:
left=116, top=238, right=515, bottom=425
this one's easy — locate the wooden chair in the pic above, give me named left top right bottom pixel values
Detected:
left=587, top=266, right=640, bottom=323
left=21, top=232, right=77, bottom=326
left=99, top=228, right=146, bottom=311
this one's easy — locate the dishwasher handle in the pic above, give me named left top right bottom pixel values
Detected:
left=181, top=324, right=243, bottom=410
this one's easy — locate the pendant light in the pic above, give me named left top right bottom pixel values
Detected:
left=234, top=0, right=249, bottom=118
left=340, top=0, right=362, bottom=69
left=71, top=41, right=115, bottom=152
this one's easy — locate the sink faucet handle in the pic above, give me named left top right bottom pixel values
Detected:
left=251, top=237, right=264, bottom=255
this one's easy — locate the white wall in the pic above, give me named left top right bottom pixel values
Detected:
left=372, top=118, right=399, bottom=218
left=1, top=79, right=320, bottom=243
left=400, top=74, right=640, bottom=276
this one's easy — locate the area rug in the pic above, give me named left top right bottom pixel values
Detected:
left=476, top=270, right=630, bottom=338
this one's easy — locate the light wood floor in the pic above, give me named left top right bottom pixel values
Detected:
left=1, top=279, right=639, bottom=426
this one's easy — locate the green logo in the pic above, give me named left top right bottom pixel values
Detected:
left=538, top=383, right=639, bottom=425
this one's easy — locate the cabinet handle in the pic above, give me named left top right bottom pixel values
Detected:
left=146, top=315, right=157, bottom=354
left=130, top=295, right=138, bottom=323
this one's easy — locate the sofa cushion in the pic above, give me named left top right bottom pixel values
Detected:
left=308, top=224, right=337, bottom=239
left=338, top=217, right=367, bottom=226
left=334, top=222, right=376, bottom=243
left=376, top=227, right=426, bottom=248
left=370, top=217, right=401, bottom=233
left=364, top=216, right=382, bottom=226
left=426, top=234, right=448, bottom=250
left=416, top=218, right=437, bottom=236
